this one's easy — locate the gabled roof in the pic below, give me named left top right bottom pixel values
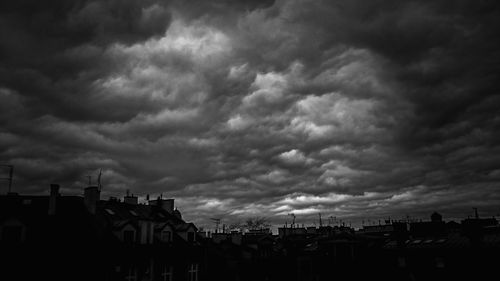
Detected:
left=174, top=222, right=197, bottom=232
left=155, top=222, right=175, bottom=231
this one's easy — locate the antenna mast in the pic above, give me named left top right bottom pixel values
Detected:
left=210, top=218, right=221, bottom=233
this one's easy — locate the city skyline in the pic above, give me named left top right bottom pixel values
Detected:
left=1, top=0, right=500, bottom=229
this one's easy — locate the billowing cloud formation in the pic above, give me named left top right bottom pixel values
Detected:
left=1, top=0, right=500, bottom=228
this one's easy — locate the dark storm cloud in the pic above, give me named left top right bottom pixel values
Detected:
left=1, top=0, right=500, bottom=228
left=0, top=0, right=172, bottom=122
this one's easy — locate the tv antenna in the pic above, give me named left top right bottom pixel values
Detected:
left=318, top=213, right=323, bottom=227
left=210, top=218, right=221, bottom=233
left=0, top=164, right=14, bottom=194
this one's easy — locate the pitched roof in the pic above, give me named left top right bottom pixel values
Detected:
left=174, top=222, right=197, bottom=232
left=97, top=200, right=184, bottom=226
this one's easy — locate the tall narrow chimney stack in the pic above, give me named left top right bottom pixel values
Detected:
left=84, top=186, right=100, bottom=214
left=48, top=184, right=59, bottom=215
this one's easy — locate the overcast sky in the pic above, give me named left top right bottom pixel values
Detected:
left=1, top=0, right=500, bottom=229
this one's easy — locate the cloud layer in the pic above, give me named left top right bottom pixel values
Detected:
left=1, top=0, right=500, bottom=228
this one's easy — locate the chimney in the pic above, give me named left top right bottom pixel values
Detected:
left=124, top=194, right=138, bottom=205
left=149, top=197, right=174, bottom=214
left=48, top=184, right=59, bottom=215
left=84, top=186, right=100, bottom=214
left=473, top=207, right=479, bottom=219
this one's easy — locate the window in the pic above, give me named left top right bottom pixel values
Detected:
left=187, top=232, right=195, bottom=242
left=161, top=265, right=173, bottom=281
left=188, top=263, right=198, bottom=281
left=123, top=230, right=135, bottom=243
left=397, top=257, right=406, bottom=268
left=161, top=231, right=172, bottom=242
left=435, top=257, right=445, bottom=268
left=125, top=267, right=137, bottom=281
left=129, top=210, right=138, bottom=216
left=105, top=209, right=115, bottom=215
left=2, top=225, right=23, bottom=243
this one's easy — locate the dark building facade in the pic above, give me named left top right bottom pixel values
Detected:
left=0, top=185, right=203, bottom=281
left=2, top=186, right=500, bottom=281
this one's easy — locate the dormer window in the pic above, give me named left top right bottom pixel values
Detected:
left=123, top=230, right=135, bottom=243
left=187, top=231, right=195, bottom=242
left=161, top=230, right=172, bottom=242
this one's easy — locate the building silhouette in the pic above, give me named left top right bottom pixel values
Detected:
left=2, top=185, right=500, bottom=281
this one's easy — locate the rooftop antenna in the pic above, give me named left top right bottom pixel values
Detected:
left=318, top=213, right=323, bottom=227
left=86, top=175, right=92, bottom=186
left=0, top=164, right=14, bottom=194
left=288, top=213, right=296, bottom=228
left=210, top=218, right=221, bottom=233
